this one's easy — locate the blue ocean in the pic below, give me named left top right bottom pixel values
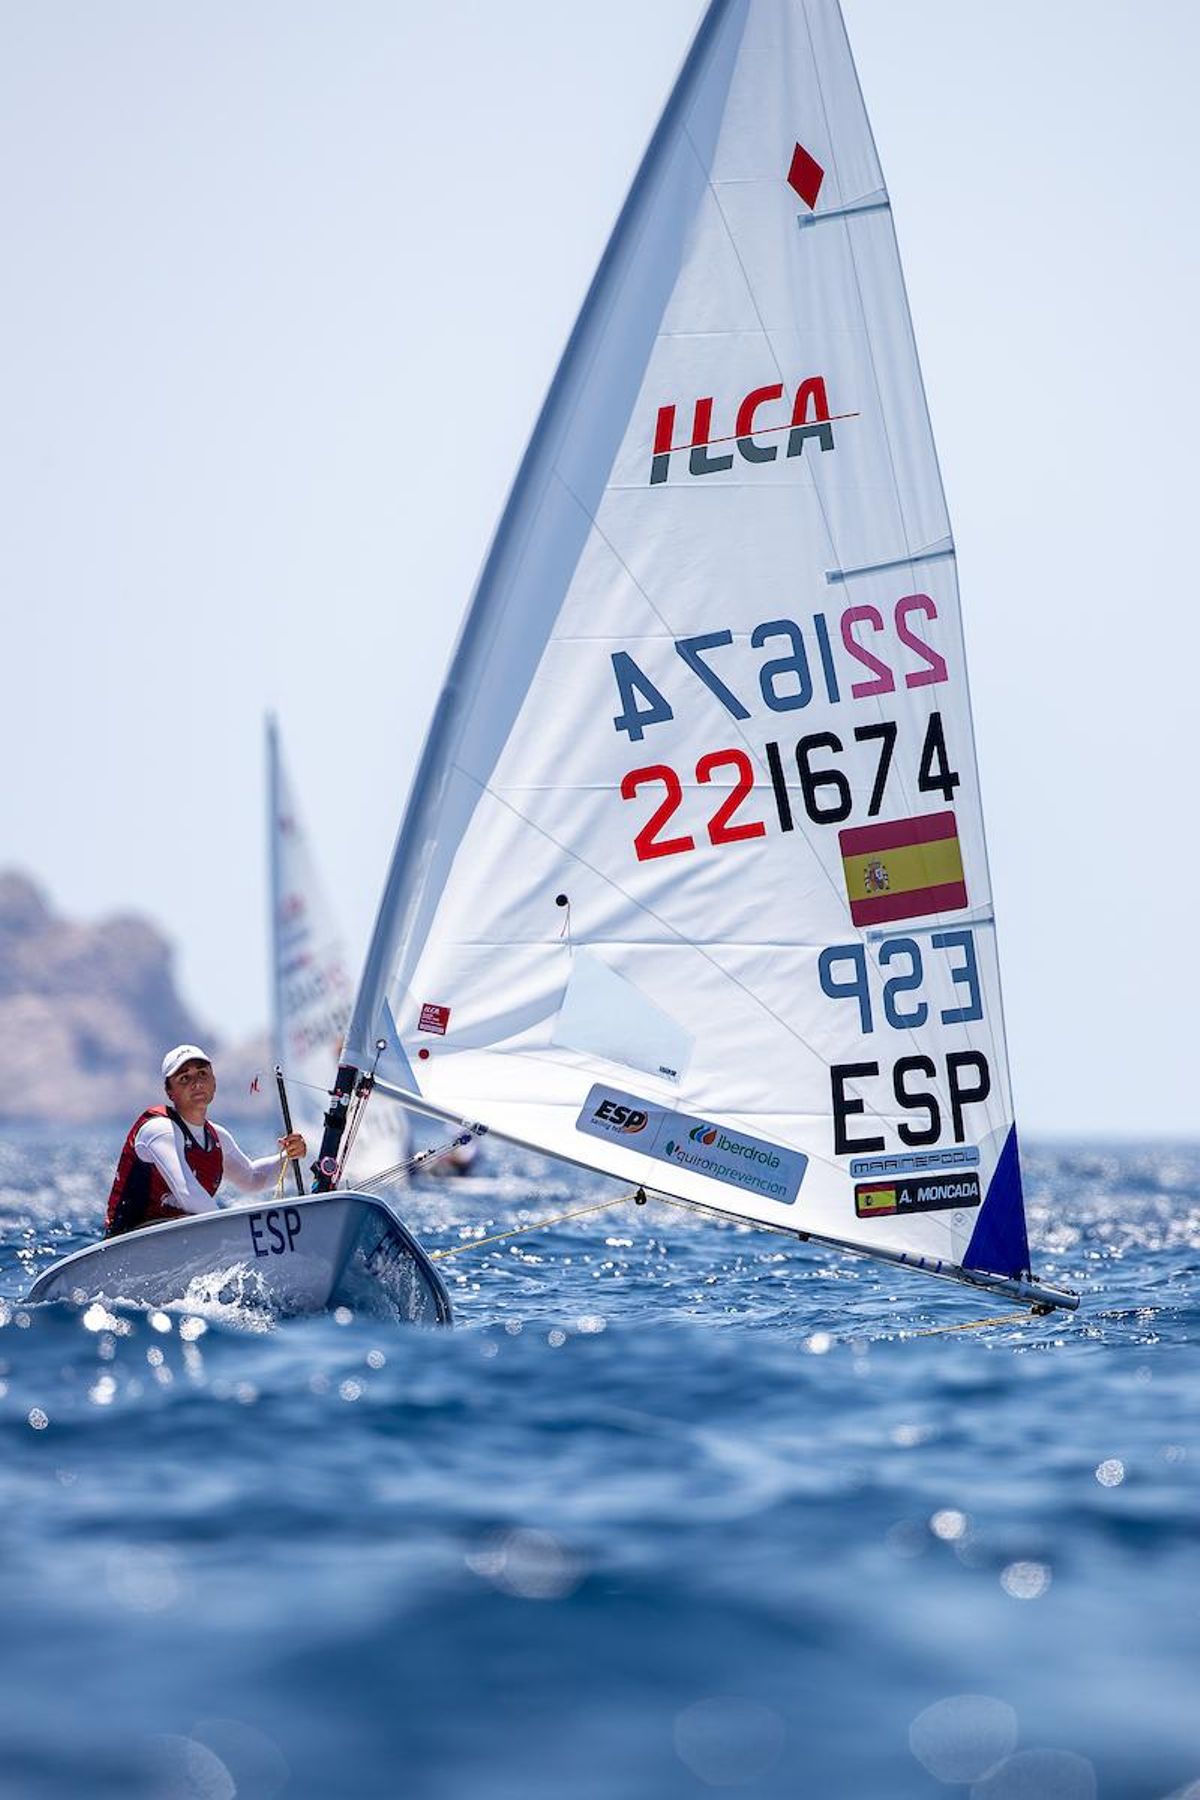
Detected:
left=1, top=1135, right=1196, bottom=1800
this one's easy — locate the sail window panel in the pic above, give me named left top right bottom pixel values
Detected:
left=398, top=942, right=577, bottom=1061
left=551, top=948, right=694, bottom=1086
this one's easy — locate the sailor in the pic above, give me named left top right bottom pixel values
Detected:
left=104, top=1045, right=308, bottom=1237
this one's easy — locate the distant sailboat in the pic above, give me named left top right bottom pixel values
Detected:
left=314, top=0, right=1076, bottom=1314
left=267, top=716, right=412, bottom=1185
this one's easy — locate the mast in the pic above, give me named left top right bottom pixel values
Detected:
left=265, top=714, right=285, bottom=1076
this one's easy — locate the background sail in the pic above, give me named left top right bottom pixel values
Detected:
left=344, top=0, right=1029, bottom=1277
left=268, top=717, right=408, bottom=1181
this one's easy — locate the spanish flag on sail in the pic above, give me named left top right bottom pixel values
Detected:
left=839, top=810, right=967, bottom=927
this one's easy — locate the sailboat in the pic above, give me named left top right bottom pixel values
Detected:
left=267, top=715, right=412, bottom=1185
left=312, top=0, right=1077, bottom=1316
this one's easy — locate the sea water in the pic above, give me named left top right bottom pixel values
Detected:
left=0, top=1135, right=1197, bottom=1800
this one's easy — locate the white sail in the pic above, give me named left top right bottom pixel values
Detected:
left=268, top=718, right=408, bottom=1180
left=341, top=0, right=1039, bottom=1289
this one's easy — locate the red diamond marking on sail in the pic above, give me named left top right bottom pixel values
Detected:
left=787, top=141, right=824, bottom=210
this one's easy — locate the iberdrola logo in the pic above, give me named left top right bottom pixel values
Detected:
left=689, top=1124, right=719, bottom=1146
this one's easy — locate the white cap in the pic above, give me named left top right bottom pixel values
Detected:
left=161, top=1044, right=212, bottom=1082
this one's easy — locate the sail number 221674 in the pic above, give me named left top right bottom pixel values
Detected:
left=621, top=713, right=960, bottom=861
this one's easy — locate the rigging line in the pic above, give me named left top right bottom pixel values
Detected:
left=357, top=1128, right=480, bottom=1192
left=266, top=1073, right=338, bottom=1102
left=428, top=1189, right=644, bottom=1261
left=643, top=1191, right=1000, bottom=1303
left=903, top=1311, right=1045, bottom=1337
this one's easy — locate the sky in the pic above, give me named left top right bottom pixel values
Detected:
left=1, top=1, right=1196, bottom=1136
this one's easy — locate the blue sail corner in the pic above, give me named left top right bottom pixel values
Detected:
left=963, top=1126, right=1030, bottom=1278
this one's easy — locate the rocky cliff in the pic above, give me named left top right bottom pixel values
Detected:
left=0, top=872, right=265, bottom=1127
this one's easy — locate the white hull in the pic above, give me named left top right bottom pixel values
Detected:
left=27, top=1192, right=452, bottom=1324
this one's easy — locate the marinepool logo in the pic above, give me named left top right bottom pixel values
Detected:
left=575, top=1084, right=806, bottom=1207
left=649, top=377, right=842, bottom=486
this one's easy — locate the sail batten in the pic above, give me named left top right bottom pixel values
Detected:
left=340, top=0, right=1062, bottom=1300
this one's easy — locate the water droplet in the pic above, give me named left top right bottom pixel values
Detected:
left=107, top=1547, right=182, bottom=1614
left=144, top=1733, right=235, bottom=1800
left=1000, top=1560, right=1051, bottom=1600
left=909, top=1694, right=1017, bottom=1784
left=465, top=1529, right=582, bottom=1601
left=930, top=1509, right=969, bottom=1541
left=970, top=1747, right=1096, bottom=1799
left=673, top=1696, right=786, bottom=1786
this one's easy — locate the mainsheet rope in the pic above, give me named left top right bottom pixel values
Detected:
left=428, top=1189, right=647, bottom=1262
left=419, top=1186, right=1058, bottom=1329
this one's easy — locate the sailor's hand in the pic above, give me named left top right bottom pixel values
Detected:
left=278, top=1132, right=307, bottom=1161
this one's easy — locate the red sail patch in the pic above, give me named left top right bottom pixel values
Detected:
left=787, top=141, right=824, bottom=210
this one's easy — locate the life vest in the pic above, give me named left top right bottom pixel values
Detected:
left=104, top=1106, right=224, bottom=1238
